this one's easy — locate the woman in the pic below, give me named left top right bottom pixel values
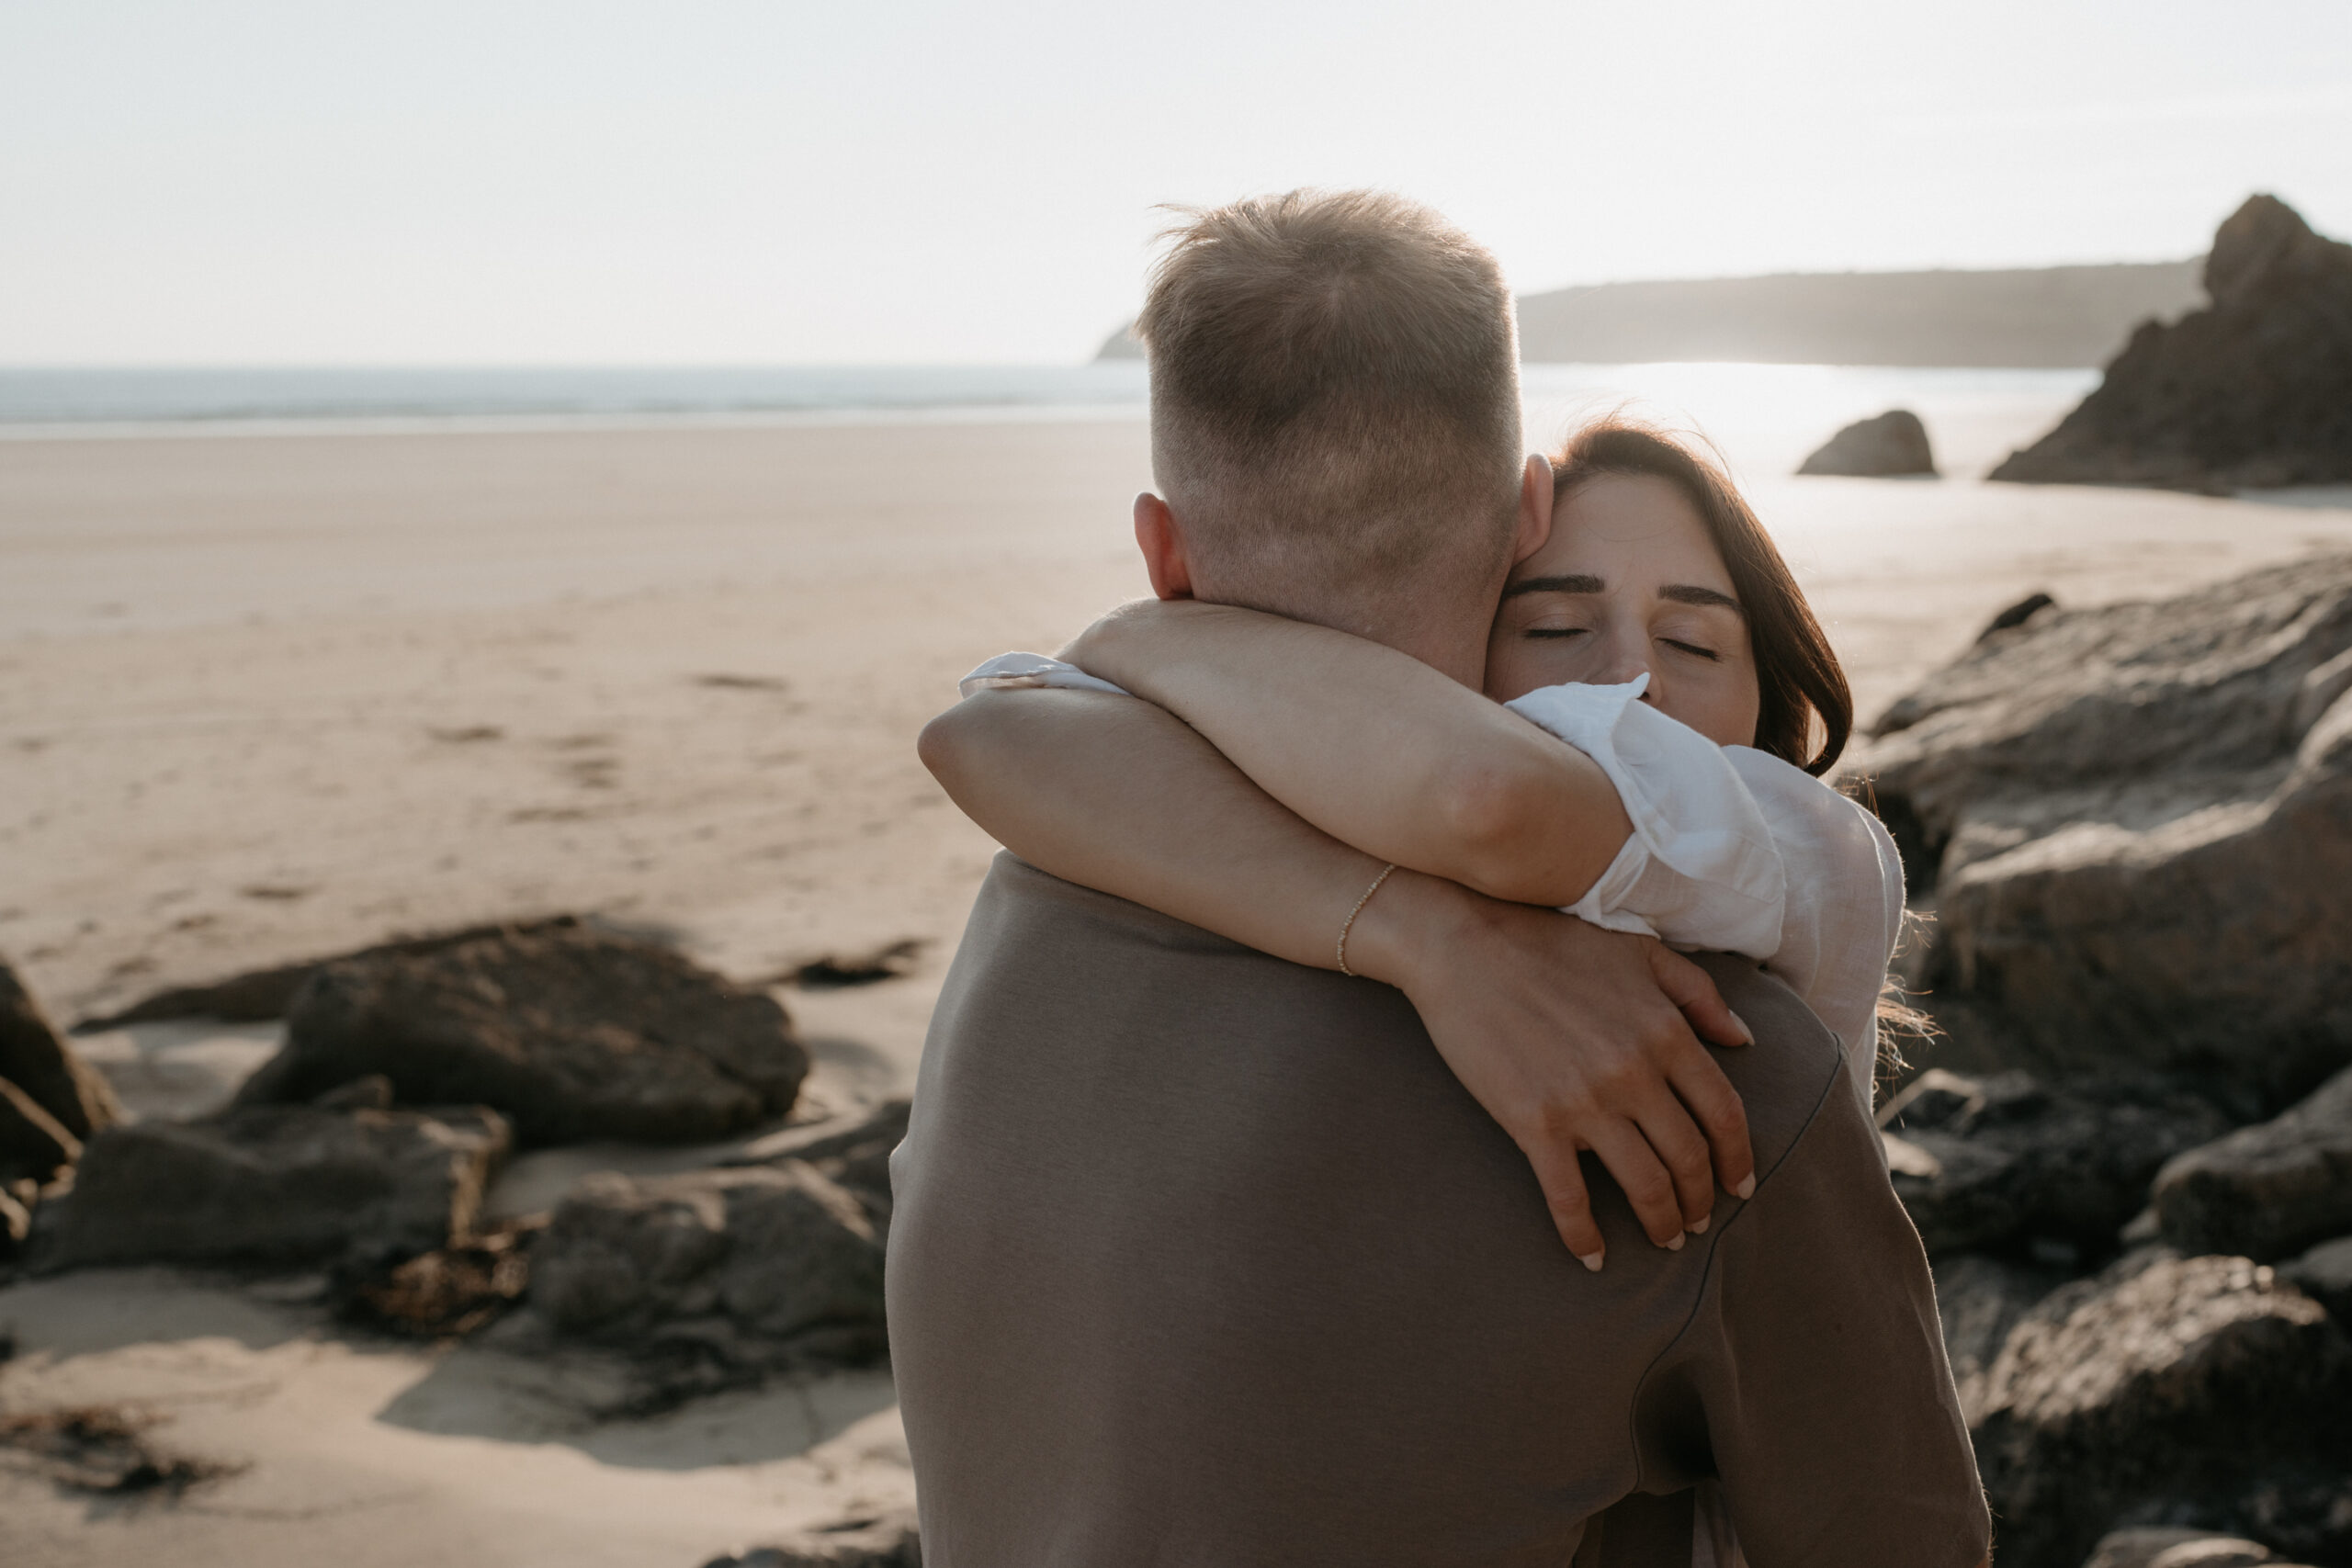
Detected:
left=922, top=418, right=1906, bottom=1269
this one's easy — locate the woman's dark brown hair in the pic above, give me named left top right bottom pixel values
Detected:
left=1551, top=417, right=1853, bottom=776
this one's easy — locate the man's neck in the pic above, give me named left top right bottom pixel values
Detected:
left=1206, top=582, right=1491, bottom=689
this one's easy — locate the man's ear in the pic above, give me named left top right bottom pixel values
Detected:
left=1511, top=454, right=1555, bottom=567
left=1133, top=492, right=1196, bottom=601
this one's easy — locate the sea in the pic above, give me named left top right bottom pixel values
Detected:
left=0, top=363, right=2101, bottom=479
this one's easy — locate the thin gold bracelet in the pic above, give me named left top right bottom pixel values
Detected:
left=1336, top=863, right=1397, bottom=977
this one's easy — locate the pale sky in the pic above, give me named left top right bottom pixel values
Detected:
left=5, top=0, right=2350, bottom=365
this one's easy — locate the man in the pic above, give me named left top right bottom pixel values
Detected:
left=889, top=189, right=1987, bottom=1566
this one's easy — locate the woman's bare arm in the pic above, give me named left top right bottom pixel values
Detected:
left=919, top=685, right=1756, bottom=1262
left=1061, top=599, right=1633, bottom=907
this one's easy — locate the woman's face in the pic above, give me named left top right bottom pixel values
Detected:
left=1484, top=472, right=1763, bottom=749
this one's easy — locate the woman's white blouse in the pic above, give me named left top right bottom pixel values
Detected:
left=960, top=653, right=1905, bottom=1111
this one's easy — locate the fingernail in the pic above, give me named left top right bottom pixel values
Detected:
left=1730, top=1010, right=1755, bottom=1044
left=1689, top=1215, right=1710, bottom=1235
left=1735, top=1174, right=1756, bottom=1201
left=1576, top=1251, right=1605, bottom=1273
left=1664, top=1232, right=1685, bottom=1251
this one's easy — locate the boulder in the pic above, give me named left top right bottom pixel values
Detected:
left=528, top=1159, right=887, bottom=1371
left=1930, top=1251, right=2069, bottom=1423
left=2278, top=1234, right=2352, bottom=1319
left=1864, top=552, right=2352, bottom=1105
left=725, top=1098, right=909, bottom=1227
left=75, top=916, right=589, bottom=1029
left=702, top=1511, right=921, bottom=1568
left=238, top=924, right=807, bottom=1145
left=1881, top=1069, right=2227, bottom=1260
left=1971, top=1252, right=2352, bottom=1568
left=28, top=1100, right=509, bottom=1273
left=1796, top=408, right=1936, bottom=476
left=2153, top=1066, right=2352, bottom=1261
left=1992, top=195, right=2352, bottom=491
left=1, top=957, right=120, bottom=1140
left=0, top=1076, right=80, bottom=1187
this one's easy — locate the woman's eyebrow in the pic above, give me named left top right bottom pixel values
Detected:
left=1659, top=583, right=1744, bottom=615
left=1499, top=572, right=1605, bottom=600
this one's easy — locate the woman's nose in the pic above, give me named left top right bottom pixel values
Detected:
left=1595, top=635, right=1652, bottom=690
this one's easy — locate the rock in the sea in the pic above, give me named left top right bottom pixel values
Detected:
left=28, top=1100, right=510, bottom=1272
left=702, top=1510, right=921, bottom=1568
left=2278, top=1234, right=2352, bottom=1319
left=1992, top=195, right=2352, bottom=491
left=2153, top=1066, right=2352, bottom=1261
left=1, top=957, right=120, bottom=1141
left=1796, top=408, right=1936, bottom=476
left=1864, top=551, right=2352, bottom=1104
left=1971, top=1252, right=2352, bottom=1568
left=1882, top=1069, right=2227, bottom=1260
left=238, top=924, right=807, bottom=1145
left=529, top=1159, right=887, bottom=1368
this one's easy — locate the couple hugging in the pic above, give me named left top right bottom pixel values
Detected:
left=888, top=190, right=1990, bottom=1567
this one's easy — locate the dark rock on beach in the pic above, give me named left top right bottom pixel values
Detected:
left=2081, top=1530, right=2283, bottom=1568
left=1865, top=551, right=2352, bottom=1104
left=0, top=1074, right=81, bottom=1188
left=2278, top=1235, right=2352, bottom=1321
left=77, top=915, right=611, bottom=1030
left=1796, top=408, right=1936, bottom=476
left=723, top=1098, right=910, bottom=1229
left=1991, top=195, right=2352, bottom=491
left=1970, top=1251, right=2352, bottom=1568
left=1930, top=1251, right=2070, bottom=1423
left=2152, top=1065, right=2352, bottom=1262
left=1882, top=1069, right=2227, bottom=1262
left=701, top=1510, right=922, bottom=1568
left=28, top=1099, right=510, bottom=1273
left=236, top=922, right=808, bottom=1145
left=1, top=957, right=120, bottom=1140
left=528, top=1159, right=888, bottom=1371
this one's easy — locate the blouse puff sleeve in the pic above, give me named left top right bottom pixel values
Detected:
left=959, top=657, right=1901, bottom=1114
left=1505, top=677, right=1902, bottom=1115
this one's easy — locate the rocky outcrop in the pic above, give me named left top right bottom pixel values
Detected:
left=1, top=958, right=119, bottom=1140
left=1970, top=1252, right=2352, bottom=1568
left=28, top=1099, right=509, bottom=1272
left=2153, top=1066, right=2352, bottom=1261
left=1992, top=195, right=2352, bottom=491
left=237, top=924, right=807, bottom=1145
left=526, top=1158, right=888, bottom=1379
left=1880, top=1069, right=2227, bottom=1261
left=1864, top=552, right=2352, bottom=1105
left=1796, top=409, right=1935, bottom=476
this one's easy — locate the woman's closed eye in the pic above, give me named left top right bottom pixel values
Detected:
left=1523, top=625, right=1592, bottom=641
left=1660, top=637, right=1721, bottom=661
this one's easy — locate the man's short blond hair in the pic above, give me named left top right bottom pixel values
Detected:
left=1137, top=189, right=1524, bottom=606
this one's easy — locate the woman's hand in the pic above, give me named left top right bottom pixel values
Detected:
left=1347, top=870, right=1757, bottom=1269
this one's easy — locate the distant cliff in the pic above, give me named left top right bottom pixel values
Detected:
left=1092, top=259, right=2205, bottom=368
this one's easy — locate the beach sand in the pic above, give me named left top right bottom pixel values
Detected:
left=6, top=410, right=2352, bottom=1564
